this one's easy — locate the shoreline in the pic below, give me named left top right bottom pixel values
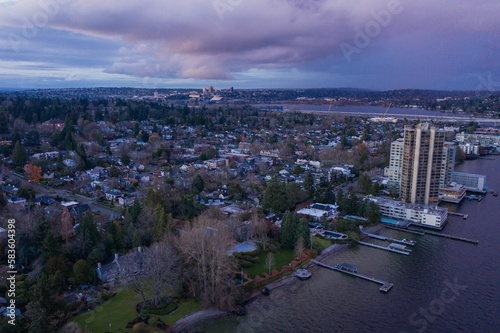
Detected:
left=170, top=241, right=351, bottom=332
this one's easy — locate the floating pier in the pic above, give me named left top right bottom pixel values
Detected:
left=447, top=212, right=469, bottom=219
left=383, top=225, right=425, bottom=235
left=358, top=241, right=410, bottom=255
left=313, top=261, right=393, bottom=292
left=359, top=227, right=416, bottom=246
left=408, top=228, right=479, bottom=244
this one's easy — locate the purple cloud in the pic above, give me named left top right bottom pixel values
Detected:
left=0, top=0, right=499, bottom=89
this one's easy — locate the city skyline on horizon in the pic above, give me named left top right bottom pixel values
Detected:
left=1, top=0, right=499, bottom=91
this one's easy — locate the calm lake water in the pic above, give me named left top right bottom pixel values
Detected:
left=254, top=104, right=471, bottom=118
left=185, top=157, right=500, bottom=333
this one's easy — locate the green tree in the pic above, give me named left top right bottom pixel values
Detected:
left=141, top=131, right=149, bottom=142
left=71, top=259, right=95, bottom=285
left=280, top=211, right=296, bottom=250
left=154, top=204, right=170, bottom=241
left=262, top=177, right=288, bottom=213
left=121, top=154, right=131, bottom=166
left=191, top=174, right=205, bottom=194
left=76, top=212, right=100, bottom=258
left=109, top=165, right=120, bottom=177
left=304, top=171, right=315, bottom=198
left=134, top=122, right=140, bottom=136
left=12, top=141, right=27, bottom=167
left=292, top=164, right=304, bottom=175
left=0, top=187, right=7, bottom=208
left=41, top=231, right=61, bottom=263
left=25, top=129, right=41, bottom=146
left=296, top=217, right=311, bottom=249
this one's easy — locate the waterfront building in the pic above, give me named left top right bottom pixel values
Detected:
left=400, top=123, right=446, bottom=205
left=438, top=182, right=466, bottom=203
left=451, top=172, right=486, bottom=193
left=370, top=196, right=448, bottom=229
left=455, top=132, right=500, bottom=146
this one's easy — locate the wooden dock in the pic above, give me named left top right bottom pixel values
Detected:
left=313, top=260, right=393, bottom=292
left=448, top=212, right=469, bottom=219
left=358, top=241, right=410, bottom=255
left=408, top=228, right=479, bottom=244
left=360, top=227, right=416, bottom=246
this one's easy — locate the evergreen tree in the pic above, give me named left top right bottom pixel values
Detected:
left=304, top=171, right=315, bottom=198
left=262, top=177, right=288, bottom=213
left=41, top=231, right=61, bottom=263
left=280, top=211, right=296, bottom=250
left=77, top=211, right=100, bottom=258
left=12, top=141, right=27, bottom=166
left=191, top=174, right=205, bottom=194
left=295, top=217, right=311, bottom=249
left=154, top=204, right=167, bottom=241
left=134, top=122, right=140, bottom=136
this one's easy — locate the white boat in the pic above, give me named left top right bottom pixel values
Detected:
left=294, top=269, right=312, bottom=280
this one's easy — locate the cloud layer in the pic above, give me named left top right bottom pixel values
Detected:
left=0, top=0, right=499, bottom=89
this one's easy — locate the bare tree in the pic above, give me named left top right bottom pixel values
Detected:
left=177, top=211, right=236, bottom=309
left=266, top=252, right=274, bottom=275
left=119, top=237, right=181, bottom=307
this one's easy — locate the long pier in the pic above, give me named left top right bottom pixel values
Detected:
left=408, top=228, right=479, bottom=244
left=313, top=260, right=393, bottom=292
left=358, top=241, right=410, bottom=255
left=360, top=227, right=416, bottom=246
left=447, top=212, right=469, bottom=219
left=384, top=225, right=425, bottom=235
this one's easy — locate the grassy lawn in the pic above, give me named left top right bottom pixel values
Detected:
left=73, top=289, right=203, bottom=333
left=73, top=289, right=141, bottom=333
left=313, top=236, right=332, bottom=253
left=244, top=249, right=295, bottom=278
left=158, top=299, right=203, bottom=325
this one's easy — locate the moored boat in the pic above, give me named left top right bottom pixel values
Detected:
left=294, top=268, right=312, bottom=280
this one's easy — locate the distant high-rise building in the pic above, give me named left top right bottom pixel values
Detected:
left=440, top=142, right=456, bottom=189
left=399, top=123, right=446, bottom=205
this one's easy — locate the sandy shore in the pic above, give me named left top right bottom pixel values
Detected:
left=171, top=309, right=228, bottom=333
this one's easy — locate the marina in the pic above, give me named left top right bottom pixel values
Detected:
left=383, top=225, right=425, bottom=235
left=359, top=226, right=416, bottom=246
left=357, top=241, right=411, bottom=255
left=313, top=261, right=393, bottom=292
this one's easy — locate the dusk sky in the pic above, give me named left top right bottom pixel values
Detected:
left=1, top=0, right=499, bottom=90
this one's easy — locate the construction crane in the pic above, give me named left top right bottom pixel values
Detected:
left=369, top=103, right=397, bottom=123
left=383, top=103, right=392, bottom=117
